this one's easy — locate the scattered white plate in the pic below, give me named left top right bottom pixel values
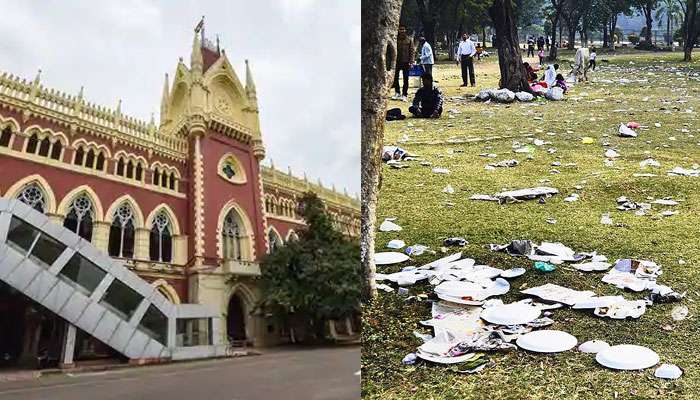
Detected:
left=500, top=267, right=526, bottom=278
left=516, top=330, right=577, bottom=353
left=480, top=303, right=540, bottom=326
left=374, top=252, right=409, bottom=265
left=596, top=344, right=659, bottom=370
left=578, top=340, right=610, bottom=353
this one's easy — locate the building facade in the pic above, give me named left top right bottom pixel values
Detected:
left=0, top=27, right=359, bottom=368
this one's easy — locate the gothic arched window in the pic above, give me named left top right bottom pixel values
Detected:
left=16, top=183, right=46, bottom=213
left=222, top=211, right=243, bottom=261
left=26, top=134, right=38, bottom=154
left=268, top=229, right=282, bottom=253
left=96, top=152, right=105, bottom=171
left=149, top=211, right=172, bottom=263
left=50, top=141, right=62, bottom=160
left=38, top=137, right=51, bottom=157
left=63, top=194, right=94, bottom=241
left=108, top=203, right=135, bottom=259
left=0, top=127, right=12, bottom=147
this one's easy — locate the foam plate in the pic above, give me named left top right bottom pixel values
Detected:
left=480, top=303, right=540, bottom=326
left=516, top=330, right=577, bottom=353
left=596, top=344, right=659, bottom=370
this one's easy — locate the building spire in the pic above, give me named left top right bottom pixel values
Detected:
left=160, top=73, right=170, bottom=125
left=245, top=59, right=257, bottom=100
left=191, top=24, right=204, bottom=76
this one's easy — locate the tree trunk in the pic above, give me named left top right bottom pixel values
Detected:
left=483, top=26, right=487, bottom=45
left=603, top=21, right=609, bottom=47
left=683, top=0, right=698, bottom=61
left=488, top=0, right=533, bottom=93
left=610, top=13, right=618, bottom=49
left=360, top=0, right=402, bottom=301
left=567, top=24, right=576, bottom=49
left=549, top=8, right=559, bottom=60
left=667, top=14, right=671, bottom=46
left=644, top=2, right=654, bottom=43
left=416, top=0, right=437, bottom=58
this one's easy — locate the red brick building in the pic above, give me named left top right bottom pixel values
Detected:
left=0, top=27, right=359, bottom=365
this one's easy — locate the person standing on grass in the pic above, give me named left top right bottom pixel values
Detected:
left=419, top=37, right=434, bottom=75
left=456, top=33, right=477, bottom=87
left=409, top=73, right=443, bottom=118
left=391, top=26, right=415, bottom=101
left=589, top=47, right=597, bottom=71
left=527, top=36, right=535, bottom=57
left=538, top=48, right=545, bottom=67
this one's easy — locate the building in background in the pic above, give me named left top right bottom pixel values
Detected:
left=0, top=23, right=359, bottom=368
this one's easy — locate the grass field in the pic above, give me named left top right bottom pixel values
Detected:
left=362, top=49, right=700, bottom=399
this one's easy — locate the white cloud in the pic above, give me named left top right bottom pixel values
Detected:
left=0, top=0, right=359, bottom=194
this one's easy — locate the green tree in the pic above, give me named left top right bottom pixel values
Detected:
left=631, top=0, right=660, bottom=45
left=656, top=0, right=683, bottom=45
left=259, top=192, right=361, bottom=341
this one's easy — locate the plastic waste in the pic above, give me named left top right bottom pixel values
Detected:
left=521, top=283, right=596, bottom=306
left=545, top=87, right=564, bottom=101
left=671, top=305, right=688, bottom=321
left=379, top=219, right=402, bottom=232
left=500, top=267, right=526, bottom=278
left=618, top=123, right=638, bottom=137
left=534, top=261, right=556, bottom=272
left=581, top=137, right=595, bottom=144
left=655, top=363, right=683, bottom=379
left=515, top=91, right=534, bottom=102
left=405, top=245, right=429, bottom=256
left=443, top=237, right=468, bottom=247
left=491, top=88, right=515, bottom=103
left=402, top=353, right=417, bottom=365
left=387, top=239, right=406, bottom=249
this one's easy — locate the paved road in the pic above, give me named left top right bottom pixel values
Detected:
left=0, top=346, right=359, bottom=400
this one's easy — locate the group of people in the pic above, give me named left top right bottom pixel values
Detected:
left=524, top=62, right=568, bottom=93
left=392, top=27, right=484, bottom=118
left=526, top=35, right=549, bottom=57
left=391, top=26, right=436, bottom=101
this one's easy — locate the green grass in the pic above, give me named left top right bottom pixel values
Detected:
left=362, top=50, right=700, bottom=399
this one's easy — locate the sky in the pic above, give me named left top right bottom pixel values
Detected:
left=0, top=0, right=360, bottom=195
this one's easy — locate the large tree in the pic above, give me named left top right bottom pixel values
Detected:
left=546, top=0, right=565, bottom=59
left=682, top=0, right=699, bottom=60
left=258, top=192, right=361, bottom=341
left=655, top=0, right=683, bottom=45
left=489, top=0, right=533, bottom=92
left=632, top=0, right=660, bottom=44
left=361, top=0, right=403, bottom=300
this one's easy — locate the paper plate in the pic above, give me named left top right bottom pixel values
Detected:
left=596, top=344, right=659, bottom=370
left=374, top=252, right=409, bottom=265
left=516, top=330, right=577, bottom=353
left=416, top=351, right=478, bottom=364
left=578, top=340, right=610, bottom=354
left=500, top=267, right=526, bottom=278
left=480, top=303, right=541, bottom=326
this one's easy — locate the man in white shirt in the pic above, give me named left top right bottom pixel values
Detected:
left=419, top=37, right=434, bottom=75
left=544, top=63, right=559, bottom=87
left=456, top=33, right=477, bottom=87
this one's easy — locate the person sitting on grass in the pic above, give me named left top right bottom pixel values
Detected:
left=554, top=73, right=568, bottom=93
left=544, top=63, right=559, bottom=87
left=409, top=73, right=443, bottom=118
left=523, top=62, right=538, bottom=83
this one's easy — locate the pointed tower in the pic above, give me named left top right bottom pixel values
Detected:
left=245, top=60, right=265, bottom=160
left=160, top=73, right=170, bottom=126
